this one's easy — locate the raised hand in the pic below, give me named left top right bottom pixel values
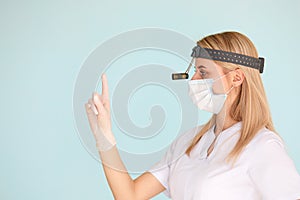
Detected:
left=85, top=74, right=116, bottom=151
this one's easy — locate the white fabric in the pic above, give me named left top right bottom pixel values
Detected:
left=188, top=78, right=228, bottom=114
left=148, top=122, right=300, bottom=200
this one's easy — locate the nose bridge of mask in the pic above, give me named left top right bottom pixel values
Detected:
left=188, top=78, right=214, bottom=95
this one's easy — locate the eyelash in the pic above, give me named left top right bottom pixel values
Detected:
left=194, top=67, right=207, bottom=77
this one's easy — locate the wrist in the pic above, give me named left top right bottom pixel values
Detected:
left=95, top=130, right=116, bottom=152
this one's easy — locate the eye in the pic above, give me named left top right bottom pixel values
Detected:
left=194, top=66, right=208, bottom=78
left=199, top=70, right=207, bottom=77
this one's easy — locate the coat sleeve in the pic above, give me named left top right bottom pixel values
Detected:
left=248, top=134, right=300, bottom=200
left=146, top=137, right=177, bottom=198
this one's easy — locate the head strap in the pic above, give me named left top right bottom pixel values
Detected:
left=191, top=45, right=265, bottom=73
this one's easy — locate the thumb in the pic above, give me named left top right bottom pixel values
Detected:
left=84, top=103, right=98, bottom=132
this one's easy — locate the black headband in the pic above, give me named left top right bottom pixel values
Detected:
left=191, top=45, right=265, bottom=73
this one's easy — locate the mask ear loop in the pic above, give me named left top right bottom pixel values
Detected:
left=212, top=70, right=234, bottom=82
left=225, top=85, right=234, bottom=95
left=212, top=70, right=235, bottom=94
left=225, top=69, right=241, bottom=94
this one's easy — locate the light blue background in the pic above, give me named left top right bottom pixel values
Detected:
left=1, top=0, right=299, bottom=199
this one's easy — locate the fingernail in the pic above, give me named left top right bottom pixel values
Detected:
left=91, top=104, right=99, bottom=115
left=87, top=103, right=91, bottom=108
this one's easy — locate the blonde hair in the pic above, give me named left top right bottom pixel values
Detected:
left=185, top=31, right=277, bottom=164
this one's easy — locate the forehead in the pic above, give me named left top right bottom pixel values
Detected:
left=195, top=58, right=223, bottom=73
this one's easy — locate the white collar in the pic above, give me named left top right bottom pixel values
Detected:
left=196, top=121, right=242, bottom=160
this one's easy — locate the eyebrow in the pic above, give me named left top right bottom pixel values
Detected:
left=196, top=65, right=207, bottom=69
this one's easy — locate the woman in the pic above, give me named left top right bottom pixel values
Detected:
left=85, top=31, right=300, bottom=199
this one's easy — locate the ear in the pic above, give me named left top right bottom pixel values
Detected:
left=232, top=68, right=245, bottom=87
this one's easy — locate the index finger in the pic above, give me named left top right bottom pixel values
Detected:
left=101, top=73, right=109, bottom=100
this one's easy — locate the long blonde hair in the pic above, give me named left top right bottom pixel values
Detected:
left=185, top=31, right=277, bottom=164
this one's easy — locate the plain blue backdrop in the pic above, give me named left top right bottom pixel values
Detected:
left=1, top=0, right=299, bottom=199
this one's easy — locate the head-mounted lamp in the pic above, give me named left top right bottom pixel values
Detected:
left=172, top=45, right=265, bottom=80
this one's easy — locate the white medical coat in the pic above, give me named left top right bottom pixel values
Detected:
left=148, top=122, right=300, bottom=199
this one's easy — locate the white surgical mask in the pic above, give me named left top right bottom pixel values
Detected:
left=188, top=73, right=233, bottom=114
